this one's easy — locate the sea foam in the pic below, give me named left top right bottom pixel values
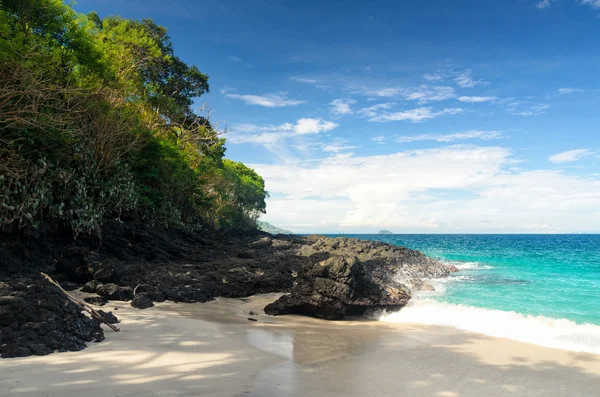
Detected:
left=380, top=299, right=600, bottom=354
left=446, top=261, right=494, bottom=270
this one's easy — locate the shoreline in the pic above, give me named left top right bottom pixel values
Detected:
left=1, top=294, right=599, bottom=397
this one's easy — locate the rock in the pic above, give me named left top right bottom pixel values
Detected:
left=265, top=237, right=449, bottom=320
left=97, top=310, right=119, bottom=324
left=0, top=280, right=104, bottom=359
left=92, top=263, right=119, bottom=283
left=448, top=265, right=460, bottom=273
left=96, top=283, right=133, bottom=301
left=84, top=296, right=108, bottom=306
left=130, top=294, right=154, bottom=309
left=247, top=318, right=257, bottom=322
left=421, top=282, right=435, bottom=291
left=81, top=280, right=102, bottom=293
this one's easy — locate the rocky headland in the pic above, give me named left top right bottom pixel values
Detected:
left=0, top=220, right=454, bottom=358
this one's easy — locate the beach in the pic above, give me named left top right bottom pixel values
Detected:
left=1, top=294, right=599, bottom=397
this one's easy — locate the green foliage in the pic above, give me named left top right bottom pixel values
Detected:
left=0, top=0, right=268, bottom=235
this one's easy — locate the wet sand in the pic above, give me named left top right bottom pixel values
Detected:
left=1, top=293, right=599, bottom=397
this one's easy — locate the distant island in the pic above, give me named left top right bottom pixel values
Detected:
left=257, top=221, right=294, bottom=235
left=379, top=230, right=393, bottom=235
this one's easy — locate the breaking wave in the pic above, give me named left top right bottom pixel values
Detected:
left=380, top=299, right=600, bottom=354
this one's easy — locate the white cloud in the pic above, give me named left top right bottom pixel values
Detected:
left=352, top=85, right=455, bottom=102
left=536, top=0, right=551, bottom=9
left=228, top=118, right=338, bottom=146
left=294, top=118, right=338, bottom=134
left=358, top=103, right=395, bottom=118
left=458, top=96, right=498, bottom=103
left=581, top=0, right=600, bottom=8
left=557, top=87, right=583, bottom=95
left=423, top=72, right=444, bottom=81
left=228, top=131, right=284, bottom=145
left=323, top=143, right=358, bottom=153
left=227, top=56, right=252, bottom=67
left=329, top=98, right=357, bottom=115
left=396, top=130, right=502, bottom=143
left=368, top=107, right=464, bottom=123
left=254, top=146, right=600, bottom=233
left=405, top=85, right=456, bottom=103
left=454, top=70, right=488, bottom=88
left=372, top=136, right=386, bottom=144
left=509, top=104, right=550, bottom=116
left=548, top=149, right=596, bottom=164
left=360, top=87, right=403, bottom=97
left=225, top=92, right=306, bottom=108
left=290, top=77, right=318, bottom=84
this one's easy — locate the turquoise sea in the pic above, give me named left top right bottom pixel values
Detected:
left=332, top=234, right=600, bottom=353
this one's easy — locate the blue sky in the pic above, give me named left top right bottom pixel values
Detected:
left=76, top=0, right=600, bottom=233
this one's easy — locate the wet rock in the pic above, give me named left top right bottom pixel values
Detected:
left=84, top=296, right=108, bottom=306
left=130, top=294, right=154, bottom=309
left=96, top=283, right=133, bottom=301
left=265, top=237, right=449, bottom=320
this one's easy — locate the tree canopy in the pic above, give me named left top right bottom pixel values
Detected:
left=0, top=0, right=268, bottom=235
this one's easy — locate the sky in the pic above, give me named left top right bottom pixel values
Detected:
left=76, top=0, right=600, bottom=234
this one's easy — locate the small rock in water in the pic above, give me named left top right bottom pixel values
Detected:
left=248, top=310, right=257, bottom=315
left=421, top=282, right=435, bottom=291
left=247, top=318, right=258, bottom=322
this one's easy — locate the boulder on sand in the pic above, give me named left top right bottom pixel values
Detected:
left=96, top=283, right=133, bottom=301
left=264, top=237, right=450, bottom=320
left=130, top=293, right=154, bottom=309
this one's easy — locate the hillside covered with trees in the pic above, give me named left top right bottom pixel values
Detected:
left=0, top=0, right=268, bottom=236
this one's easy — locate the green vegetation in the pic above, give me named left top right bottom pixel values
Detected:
left=257, top=221, right=294, bottom=235
left=0, top=0, right=268, bottom=235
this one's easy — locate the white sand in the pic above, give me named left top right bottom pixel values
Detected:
left=1, top=293, right=599, bottom=397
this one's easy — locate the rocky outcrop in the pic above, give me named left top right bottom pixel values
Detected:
left=264, top=236, right=451, bottom=320
left=0, top=280, right=106, bottom=358
left=0, top=220, right=453, bottom=357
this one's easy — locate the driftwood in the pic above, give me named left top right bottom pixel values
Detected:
left=41, top=272, right=120, bottom=332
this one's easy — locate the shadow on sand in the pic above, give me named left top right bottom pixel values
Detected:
left=1, top=299, right=599, bottom=397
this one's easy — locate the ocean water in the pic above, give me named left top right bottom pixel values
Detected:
left=332, top=234, right=600, bottom=354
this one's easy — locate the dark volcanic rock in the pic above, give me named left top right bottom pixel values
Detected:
left=130, top=294, right=154, bottom=309
left=96, top=283, right=133, bottom=301
left=0, top=218, right=453, bottom=358
left=84, top=296, right=108, bottom=306
left=264, top=236, right=450, bottom=320
left=82, top=280, right=103, bottom=293
left=97, top=310, right=119, bottom=324
left=0, top=280, right=104, bottom=359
